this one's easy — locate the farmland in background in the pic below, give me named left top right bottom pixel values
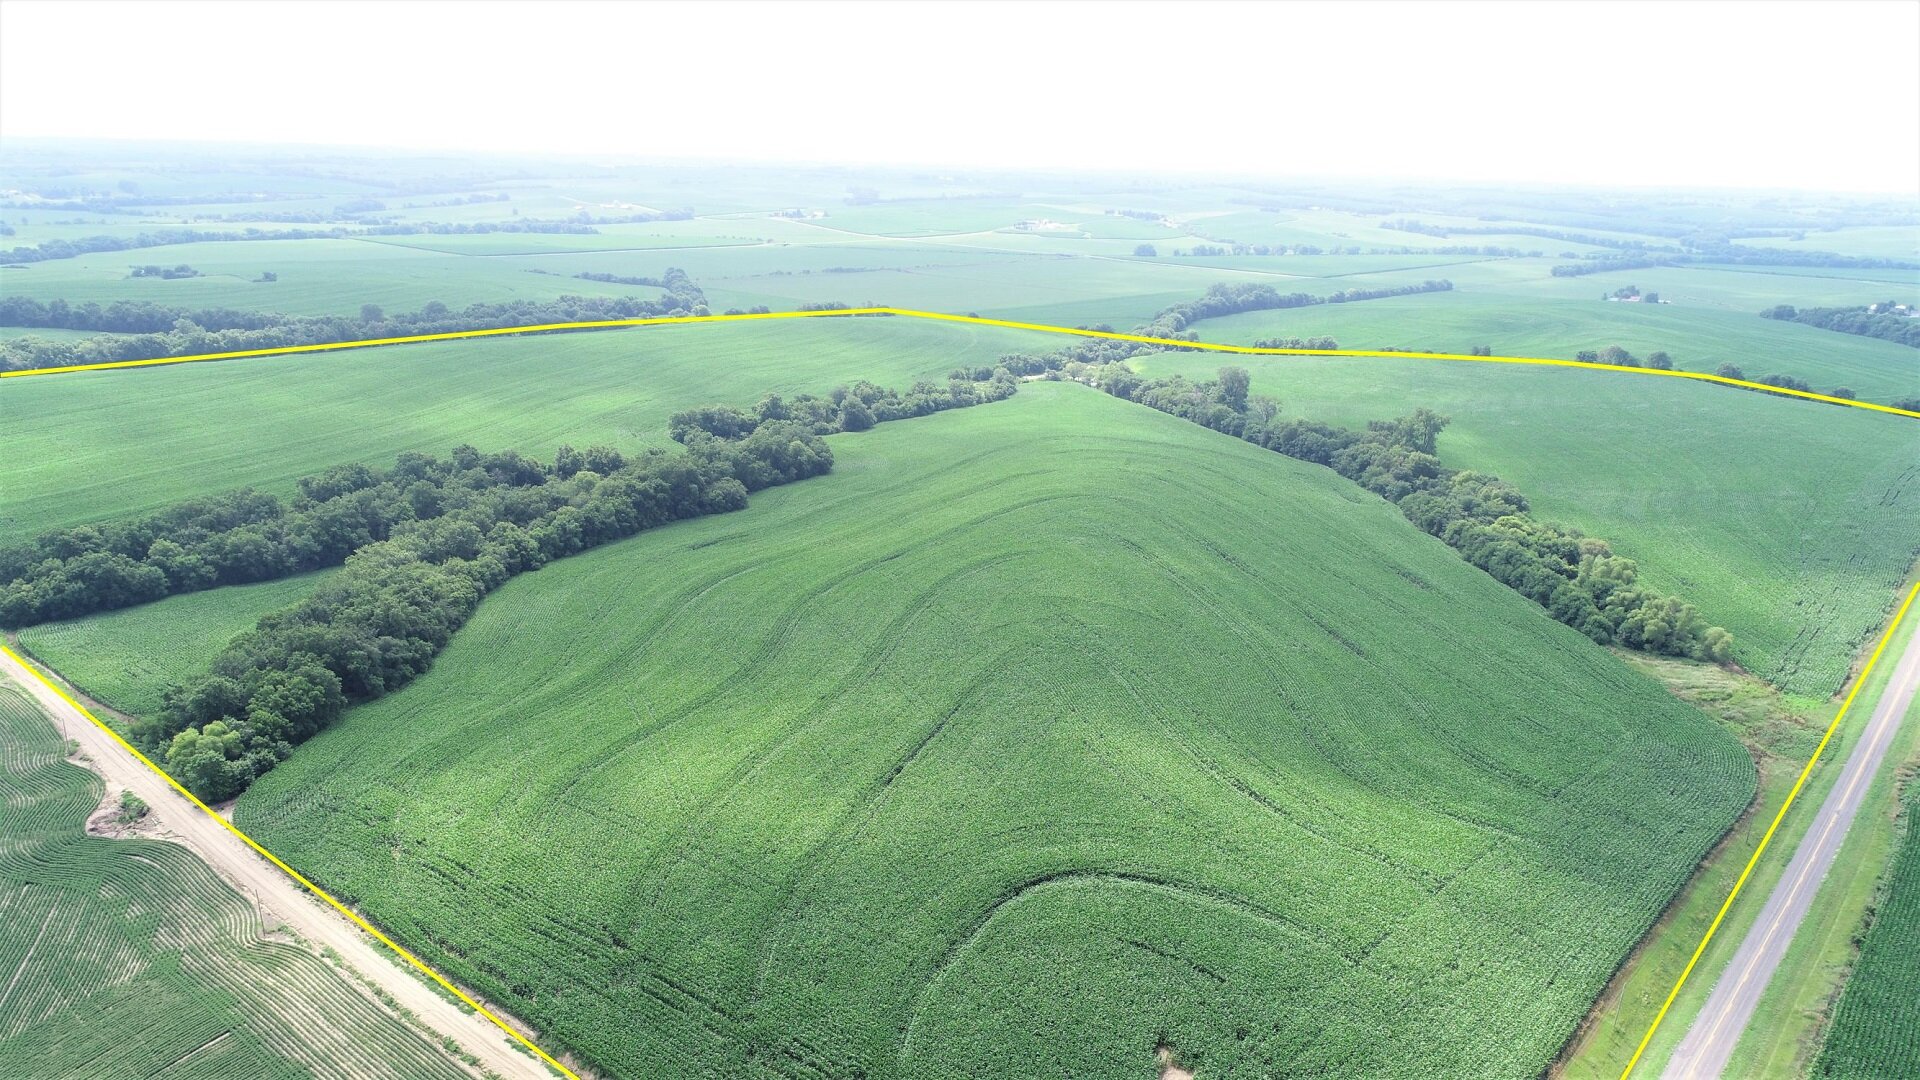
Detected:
left=235, top=385, right=1753, bottom=1079
left=0, top=317, right=1045, bottom=541
left=0, top=686, right=472, bottom=1079
left=1129, top=352, right=1919, bottom=696
left=4, top=149, right=1915, bottom=1080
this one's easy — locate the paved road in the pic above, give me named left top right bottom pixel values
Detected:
left=0, top=648, right=555, bottom=1080
left=1662, top=619, right=1920, bottom=1078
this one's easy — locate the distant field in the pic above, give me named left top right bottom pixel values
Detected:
left=0, top=317, right=1048, bottom=542
left=1185, top=289, right=1920, bottom=404
left=1, top=237, right=672, bottom=316
left=1737, top=226, right=1920, bottom=260
left=1513, top=264, right=1918, bottom=311
left=18, top=570, right=337, bottom=719
left=237, top=384, right=1751, bottom=1080
left=1130, top=352, right=1920, bottom=696
left=0, top=687, right=470, bottom=1079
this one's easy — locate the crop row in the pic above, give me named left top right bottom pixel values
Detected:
left=0, top=689, right=471, bottom=1078
left=237, top=387, right=1754, bottom=1078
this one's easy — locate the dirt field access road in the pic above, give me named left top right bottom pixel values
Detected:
left=0, top=646, right=557, bottom=1080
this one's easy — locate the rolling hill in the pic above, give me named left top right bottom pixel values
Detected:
left=233, top=383, right=1754, bottom=1079
left=1130, top=351, right=1920, bottom=696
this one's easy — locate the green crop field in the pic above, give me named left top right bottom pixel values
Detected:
left=0, top=686, right=470, bottom=1079
left=0, top=317, right=1048, bottom=542
left=1128, top=351, right=1919, bottom=697
left=1180, top=289, right=1918, bottom=404
left=233, top=384, right=1752, bottom=1080
left=1810, top=786, right=1920, bottom=1079
left=0, top=238, right=673, bottom=317
left=17, top=570, right=337, bottom=720
left=4, top=142, right=1916, bottom=1080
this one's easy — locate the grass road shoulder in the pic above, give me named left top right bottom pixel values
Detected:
left=1554, top=561, right=1920, bottom=1079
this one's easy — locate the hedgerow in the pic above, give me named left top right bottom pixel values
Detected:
left=27, top=372, right=1014, bottom=800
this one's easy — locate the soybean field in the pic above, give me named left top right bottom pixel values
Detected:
left=1129, top=351, right=1920, bottom=696
left=235, top=385, right=1754, bottom=1079
left=1811, top=785, right=1920, bottom=1080
left=0, top=686, right=471, bottom=1079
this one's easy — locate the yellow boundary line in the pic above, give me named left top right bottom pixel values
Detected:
left=0, top=643, right=582, bottom=1080
left=2, top=302, right=1913, bottom=1078
left=2, top=307, right=1914, bottom=419
left=1618, top=581, right=1920, bottom=1079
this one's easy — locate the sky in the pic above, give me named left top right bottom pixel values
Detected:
left=3, top=0, right=1917, bottom=195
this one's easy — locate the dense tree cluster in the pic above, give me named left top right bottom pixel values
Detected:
left=0, top=269, right=706, bottom=372
left=1383, top=219, right=1682, bottom=253
left=1251, top=335, right=1341, bottom=350
left=1574, top=345, right=1675, bottom=370
left=1072, top=363, right=1732, bottom=663
left=1705, top=363, right=1859, bottom=403
left=1135, top=280, right=1453, bottom=341
left=1751, top=372, right=1813, bottom=393
left=1761, top=304, right=1920, bottom=348
left=128, top=264, right=201, bottom=279
left=0, top=215, right=696, bottom=267
left=143, top=433, right=820, bottom=800
left=2, top=228, right=340, bottom=264
left=1550, top=256, right=1668, bottom=278
left=670, top=370, right=1018, bottom=444
left=10, top=372, right=1017, bottom=800
left=1179, top=240, right=1534, bottom=257
left=1553, top=249, right=1920, bottom=278
left=5, top=363, right=999, bottom=632
left=1686, top=245, right=1920, bottom=271
left=574, top=271, right=668, bottom=287
left=0, top=443, right=627, bottom=627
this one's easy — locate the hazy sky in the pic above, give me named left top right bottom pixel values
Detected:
left=4, top=0, right=1917, bottom=194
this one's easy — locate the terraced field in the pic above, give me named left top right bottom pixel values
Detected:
left=0, top=686, right=470, bottom=1079
left=236, top=384, right=1753, bottom=1079
left=17, top=571, right=337, bottom=720
left=1130, top=352, right=1920, bottom=696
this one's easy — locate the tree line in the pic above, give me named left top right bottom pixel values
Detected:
left=127, top=264, right=202, bottom=279
left=1135, top=280, right=1453, bottom=340
left=1175, top=242, right=1533, bottom=257
left=0, top=214, right=694, bottom=266
left=0, top=269, right=706, bottom=372
left=3, top=372, right=1019, bottom=800
left=1762, top=304, right=1920, bottom=349
left=1575, top=345, right=1675, bottom=370
left=1383, top=219, right=1683, bottom=253
left=670, top=370, right=1018, bottom=444
left=1037, top=360, right=1734, bottom=663
left=1553, top=250, right=1920, bottom=277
